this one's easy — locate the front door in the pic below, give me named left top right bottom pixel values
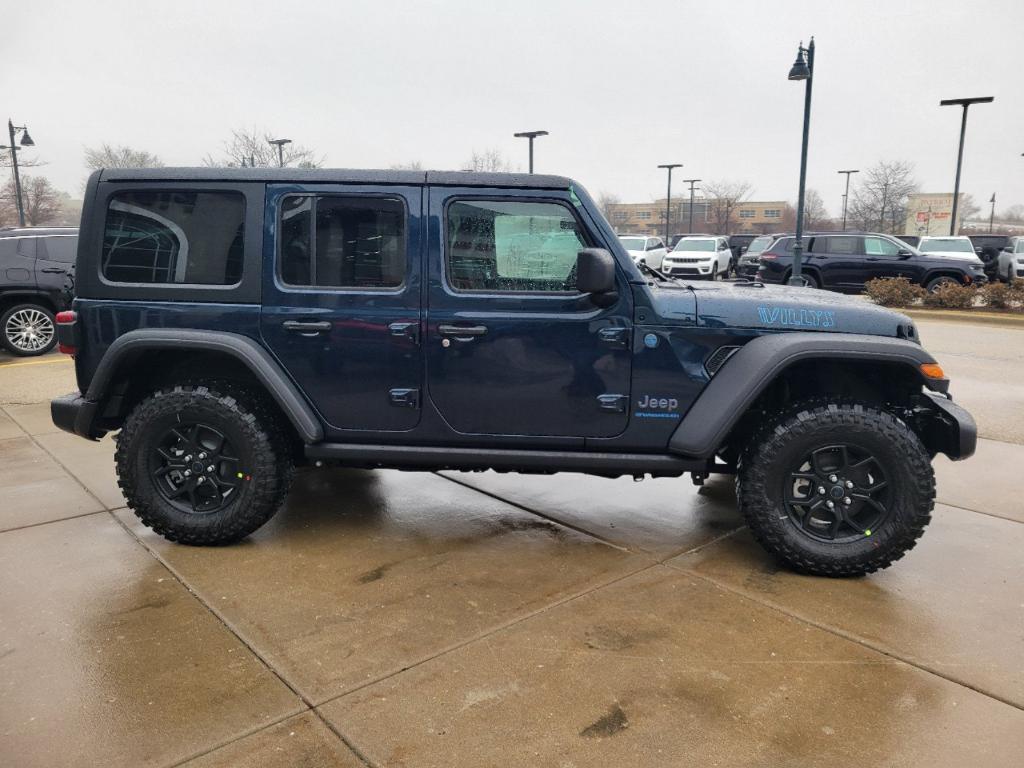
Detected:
left=260, top=185, right=423, bottom=433
left=425, top=188, right=632, bottom=438
left=863, top=235, right=917, bottom=284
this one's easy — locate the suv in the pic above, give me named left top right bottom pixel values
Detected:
left=662, top=236, right=732, bottom=280
left=735, top=233, right=788, bottom=280
left=997, top=236, right=1024, bottom=283
left=0, top=227, right=78, bottom=356
left=51, top=168, right=975, bottom=577
left=726, top=234, right=758, bottom=273
left=618, top=234, right=668, bottom=270
left=755, top=232, right=987, bottom=292
left=968, top=234, right=1011, bottom=279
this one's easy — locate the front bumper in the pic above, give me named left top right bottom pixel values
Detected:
left=662, top=260, right=715, bottom=277
left=736, top=262, right=760, bottom=279
left=51, top=392, right=103, bottom=440
left=917, top=391, right=976, bottom=461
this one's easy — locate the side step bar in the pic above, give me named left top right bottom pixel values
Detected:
left=304, top=443, right=707, bottom=477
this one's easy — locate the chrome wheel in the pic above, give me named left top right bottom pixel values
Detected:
left=4, top=307, right=55, bottom=354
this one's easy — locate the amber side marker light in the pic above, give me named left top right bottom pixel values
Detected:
left=920, top=363, right=946, bottom=379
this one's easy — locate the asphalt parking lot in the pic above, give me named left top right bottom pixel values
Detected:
left=1, top=316, right=1022, bottom=767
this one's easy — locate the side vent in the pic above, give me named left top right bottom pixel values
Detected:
left=704, top=345, right=740, bottom=376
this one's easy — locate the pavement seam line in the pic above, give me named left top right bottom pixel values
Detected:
left=667, top=562, right=1024, bottom=713
left=21, top=428, right=113, bottom=512
left=935, top=498, right=1024, bottom=525
left=0, top=508, right=107, bottom=535
left=164, top=708, right=314, bottom=768
left=314, top=559, right=663, bottom=709
left=107, top=511, right=376, bottom=768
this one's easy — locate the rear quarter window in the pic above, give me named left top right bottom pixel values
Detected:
left=101, top=190, right=245, bottom=285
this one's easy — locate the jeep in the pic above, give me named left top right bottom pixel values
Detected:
left=51, top=168, right=975, bottom=577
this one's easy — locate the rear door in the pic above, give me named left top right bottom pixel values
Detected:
left=35, top=235, right=78, bottom=304
left=260, top=185, right=424, bottom=433
left=816, top=235, right=864, bottom=290
left=0, top=236, right=36, bottom=291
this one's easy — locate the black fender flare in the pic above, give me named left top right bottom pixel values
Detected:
left=84, top=329, right=323, bottom=443
left=668, top=332, right=945, bottom=458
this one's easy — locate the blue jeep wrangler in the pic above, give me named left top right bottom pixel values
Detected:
left=51, top=168, right=975, bottom=576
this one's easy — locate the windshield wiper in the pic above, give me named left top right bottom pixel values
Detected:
left=636, top=260, right=684, bottom=285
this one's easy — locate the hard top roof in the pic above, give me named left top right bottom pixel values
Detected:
left=0, top=226, right=78, bottom=237
left=95, top=167, right=575, bottom=190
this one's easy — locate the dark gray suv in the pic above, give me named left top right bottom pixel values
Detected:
left=0, top=227, right=78, bottom=356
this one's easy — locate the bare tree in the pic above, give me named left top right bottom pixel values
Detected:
left=1000, top=204, right=1024, bottom=223
left=464, top=149, right=513, bottom=173
left=703, top=180, right=752, bottom=233
left=0, top=175, right=65, bottom=226
left=802, top=188, right=830, bottom=230
left=204, top=127, right=323, bottom=168
left=389, top=161, right=423, bottom=171
left=84, top=143, right=163, bottom=169
left=847, top=160, right=917, bottom=234
left=596, top=191, right=621, bottom=221
left=957, top=193, right=981, bottom=230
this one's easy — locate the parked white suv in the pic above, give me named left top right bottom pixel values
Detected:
left=618, top=235, right=667, bottom=270
left=998, top=236, right=1024, bottom=283
left=916, top=236, right=983, bottom=263
left=662, top=236, right=731, bottom=280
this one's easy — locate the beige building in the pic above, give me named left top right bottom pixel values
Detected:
left=606, top=198, right=787, bottom=236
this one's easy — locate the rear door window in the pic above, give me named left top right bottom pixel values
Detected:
left=102, top=190, right=245, bottom=284
left=39, top=236, right=78, bottom=263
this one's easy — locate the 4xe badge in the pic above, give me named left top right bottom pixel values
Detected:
left=635, top=394, right=681, bottom=420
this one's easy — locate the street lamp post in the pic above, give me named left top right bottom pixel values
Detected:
left=657, top=164, right=683, bottom=245
left=267, top=137, right=292, bottom=168
left=939, top=96, right=994, bottom=235
left=1, top=119, right=36, bottom=227
left=837, top=169, right=859, bottom=231
left=513, top=131, right=548, bottom=173
left=682, top=178, right=701, bottom=235
left=786, top=37, right=814, bottom=286
left=989, top=193, right=996, bottom=233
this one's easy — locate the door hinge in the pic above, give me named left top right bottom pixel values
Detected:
left=389, top=388, right=420, bottom=408
left=598, top=326, right=630, bottom=348
left=597, top=394, right=628, bottom=413
left=389, top=321, right=420, bottom=345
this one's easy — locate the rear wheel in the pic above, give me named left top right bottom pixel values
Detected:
left=115, top=382, right=293, bottom=545
left=1, top=303, right=56, bottom=356
left=737, top=399, right=934, bottom=576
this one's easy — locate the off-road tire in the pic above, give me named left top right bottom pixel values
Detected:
left=115, top=382, right=294, bottom=545
left=737, top=399, right=934, bottom=577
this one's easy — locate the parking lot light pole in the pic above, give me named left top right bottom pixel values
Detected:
left=658, top=164, right=682, bottom=245
left=267, top=137, right=291, bottom=167
left=787, top=38, right=814, bottom=286
left=513, top=130, right=548, bottom=173
left=989, top=193, right=996, bottom=233
left=1, top=119, right=35, bottom=227
left=837, top=169, right=858, bottom=231
left=939, top=96, right=994, bottom=235
left=682, top=178, right=701, bottom=235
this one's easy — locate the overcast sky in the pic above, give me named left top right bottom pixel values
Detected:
left=6, top=0, right=1022, bottom=215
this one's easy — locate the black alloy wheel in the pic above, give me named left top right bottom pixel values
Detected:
left=150, top=422, right=243, bottom=514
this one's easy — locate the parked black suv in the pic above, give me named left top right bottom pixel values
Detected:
left=50, top=168, right=975, bottom=577
left=0, top=227, right=78, bottom=356
left=735, top=233, right=788, bottom=280
left=755, top=232, right=987, bottom=292
left=967, top=234, right=1011, bottom=280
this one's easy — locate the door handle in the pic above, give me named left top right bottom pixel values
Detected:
left=388, top=321, right=420, bottom=344
left=41, top=267, right=67, bottom=274
left=282, top=320, right=332, bottom=334
left=438, top=324, right=488, bottom=340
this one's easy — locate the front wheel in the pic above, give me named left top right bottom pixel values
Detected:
left=926, top=275, right=960, bottom=292
left=737, top=400, right=934, bottom=576
left=115, top=383, right=293, bottom=545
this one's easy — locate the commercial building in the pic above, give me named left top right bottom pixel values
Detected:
left=903, top=193, right=957, bottom=236
left=606, top=198, right=787, bottom=236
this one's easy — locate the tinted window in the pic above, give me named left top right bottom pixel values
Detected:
left=0, top=239, right=17, bottom=260
left=447, top=200, right=587, bottom=292
left=822, top=236, right=860, bottom=255
left=746, top=236, right=774, bottom=254
left=279, top=196, right=406, bottom=288
left=102, top=191, right=244, bottom=284
left=864, top=236, right=901, bottom=256
left=41, top=236, right=78, bottom=263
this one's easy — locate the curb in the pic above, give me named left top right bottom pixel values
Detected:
left=901, top=307, right=1024, bottom=328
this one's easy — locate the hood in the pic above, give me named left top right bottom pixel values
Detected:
left=921, top=251, right=983, bottom=264
left=624, top=249, right=644, bottom=259
left=644, top=281, right=914, bottom=338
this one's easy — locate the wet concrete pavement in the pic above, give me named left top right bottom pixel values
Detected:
left=1, top=319, right=1023, bottom=767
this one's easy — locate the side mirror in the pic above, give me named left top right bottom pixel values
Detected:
left=577, top=248, right=616, bottom=295
left=897, top=249, right=913, bottom=259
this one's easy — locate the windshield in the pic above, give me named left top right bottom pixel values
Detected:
left=746, top=236, right=774, bottom=254
left=920, top=238, right=974, bottom=254
left=673, top=239, right=715, bottom=252
left=618, top=237, right=646, bottom=251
